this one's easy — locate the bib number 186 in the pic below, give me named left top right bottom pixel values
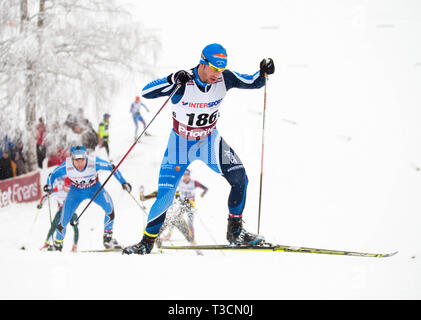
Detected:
left=186, top=110, right=219, bottom=127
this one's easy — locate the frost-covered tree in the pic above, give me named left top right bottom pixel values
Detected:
left=0, top=0, right=160, bottom=170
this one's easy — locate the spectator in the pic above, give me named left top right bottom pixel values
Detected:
left=36, top=117, right=47, bottom=169
left=81, top=123, right=98, bottom=153
left=12, top=140, right=27, bottom=176
left=65, top=114, right=77, bottom=129
left=0, top=149, right=15, bottom=180
left=64, top=123, right=83, bottom=152
left=48, top=147, right=68, bottom=168
left=72, top=123, right=81, bottom=134
left=71, top=123, right=97, bottom=154
left=98, top=113, right=110, bottom=159
left=76, top=108, right=94, bottom=131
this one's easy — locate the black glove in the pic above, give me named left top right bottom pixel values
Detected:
left=260, top=58, right=275, bottom=76
left=122, top=182, right=132, bottom=193
left=70, top=217, right=79, bottom=227
left=43, top=184, right=52, bottom=194
left=36, top=203, right=43, bottom=209
left=169, top=70, right=194, bottom=85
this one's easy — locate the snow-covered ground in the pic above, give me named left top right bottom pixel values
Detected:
left=1, top=0, right=421, bottom=300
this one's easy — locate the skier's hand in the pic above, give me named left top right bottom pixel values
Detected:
left=70, top=217, right=79, bottom=227
left=122, top=182, right=132, bottom=193
left=200, top=190, right=207, bottom=198
left=43, top=184, right=52, bottom=194
left=37, top=203, right=43, bottom=209
left=260, top=58, right=275, bottom=76
left=170, top=70, right=194, bottom=85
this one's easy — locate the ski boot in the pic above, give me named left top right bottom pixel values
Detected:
left=103, top=231, right=122, bottom=250
left=47, top=240, right=63, bottom=252
left=122, top=233, right=155, bottom=255
left=226, top=217, right=264, bottom=246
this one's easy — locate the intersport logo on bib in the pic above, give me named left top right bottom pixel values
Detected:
left=181, top=98, right=222, bottom=109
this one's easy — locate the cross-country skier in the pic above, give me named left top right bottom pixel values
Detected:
left=130, top=96, right=150, bottom=139
left=140, top=189, right=195, bottom=245
left=123, top=43, right=274, bottom=255
left=139, top=169, right=207, bottom=244
left=38, top=176, right=79, bottom=252
left=169, top=168, right=207, bottom=241
left=43, top=145, right=132, bottom=251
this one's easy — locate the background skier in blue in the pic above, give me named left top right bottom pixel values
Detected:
left=130, top=95, right=150, bottom=139
left=44, top=146, right=132, bottom=251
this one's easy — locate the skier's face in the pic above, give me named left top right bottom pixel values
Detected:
left=72, top=158, right=87, bottom=171
left=198, top=64, right=222, bottom=84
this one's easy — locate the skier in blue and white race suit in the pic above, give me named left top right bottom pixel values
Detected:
left=44, top=146, right=132, bottom=251
left=130, top=96, right=150, bottom=139
left=123, top=43, right=275, bottom=255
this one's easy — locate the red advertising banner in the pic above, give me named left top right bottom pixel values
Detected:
left=0, top=171, right=41, bottom=208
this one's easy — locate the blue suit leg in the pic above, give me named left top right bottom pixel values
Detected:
left=91, top=184, right=115, bottom=232
left=132, top=115, right=139, bottom=137
left=55, top=187, right=86, bottom=242
left=200, top=131, right=248, bottom=218
left=145, top=163, right=189, bottom=236
left=145, top=131, right=191, bottom=236
left=137, top=114, right=146, bottom=128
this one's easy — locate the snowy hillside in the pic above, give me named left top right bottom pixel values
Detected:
left=1, top=0, right=421, bottom=301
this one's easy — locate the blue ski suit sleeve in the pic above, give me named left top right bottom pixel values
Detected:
left=141, top=66, right=265, bottom=105
left=95, top=157, right=127, bottom=185
left=46, top=162, right=66, bottom=187
left=222, top=69, right=266, bottom=91
left=142, top=75, right=186, bottom=106
left=141, top=77, right=176, bottom=99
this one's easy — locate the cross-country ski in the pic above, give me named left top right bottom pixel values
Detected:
left=160, top=243, right=398, bottom=258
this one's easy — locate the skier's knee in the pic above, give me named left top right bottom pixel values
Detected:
left=227, top=167, right=248, bottom=190
left=106, top=210, right=115, bottom=220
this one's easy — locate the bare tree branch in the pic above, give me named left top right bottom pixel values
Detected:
left=0, top=0, right=160, bottom=169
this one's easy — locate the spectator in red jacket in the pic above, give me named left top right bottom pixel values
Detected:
left=47, top=147, right=69, bottom=167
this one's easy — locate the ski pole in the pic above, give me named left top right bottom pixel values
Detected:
left=257, top=73, right=268, bottom=234
left=74, top=85, right=180, bottom=224
left=45, top=174, right=53, bottom=224
left=47, top=192, right=53, bottom=225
